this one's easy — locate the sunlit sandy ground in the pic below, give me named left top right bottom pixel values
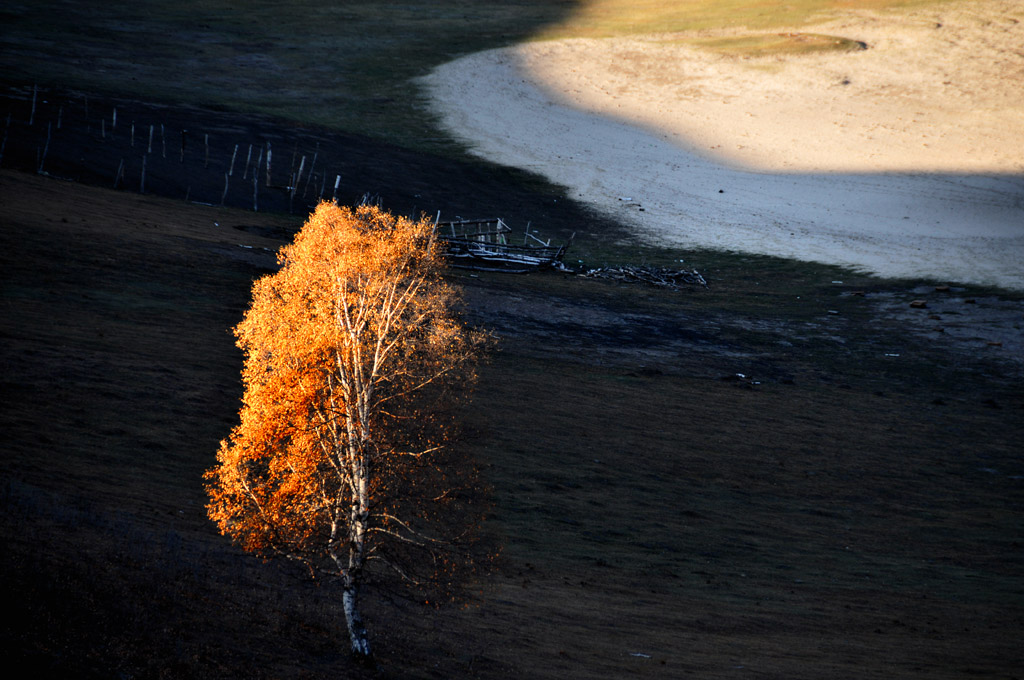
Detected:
left=420, top=0, right=1024, bottom=288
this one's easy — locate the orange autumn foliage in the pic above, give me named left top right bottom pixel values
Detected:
left=204, top=201, right=485, bottom=655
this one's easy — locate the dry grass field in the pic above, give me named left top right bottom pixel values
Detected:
left=534, top=0, right=955, bottom=38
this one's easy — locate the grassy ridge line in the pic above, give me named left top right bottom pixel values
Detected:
left=2, top=1, right=953, bottom=152
left=534, top=0, right=955, bottom=39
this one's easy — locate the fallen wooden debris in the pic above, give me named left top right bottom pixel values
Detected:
left=435, top=216, right=571, bottom=273
left=579, top=265, right=708, bottom=289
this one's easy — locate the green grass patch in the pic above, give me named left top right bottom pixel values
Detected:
left=692, top=32, right=867, bottom=58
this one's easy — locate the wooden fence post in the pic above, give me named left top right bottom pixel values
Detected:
left=295, top=155, right=306, bottom=192
left=253, top=148, right=263, bottom=211
left=304, top=150, right=317, bottom=198
left=0, top=114, right=8, bottom=165
left=289, top=155, right=306, bottom=213
left=37, top=122, right=51, bottom=173
left=265, top=142, right=272, bottom=187
left=0, top=113, right=11, bottom=167
left=243, top=143, right=252, bottom=179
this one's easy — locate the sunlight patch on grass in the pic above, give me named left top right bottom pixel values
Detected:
left=533, top=0, right=955, bottom=40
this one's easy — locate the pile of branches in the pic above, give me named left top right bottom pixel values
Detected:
left=579, top=265, right=708, bottom=289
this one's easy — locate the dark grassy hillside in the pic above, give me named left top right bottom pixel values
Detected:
left=0, top=0, right=579, bottom=152
left=2, top=168, right=1022, bottom=678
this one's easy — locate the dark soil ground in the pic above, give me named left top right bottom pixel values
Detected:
left=2, top=83, right=1023, bottom=679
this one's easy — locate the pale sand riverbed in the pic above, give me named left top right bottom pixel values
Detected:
left=419, top=0, right=1024, bottom=289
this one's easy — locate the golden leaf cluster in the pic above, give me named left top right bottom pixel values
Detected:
left=205, top=202, right=485, bottom=578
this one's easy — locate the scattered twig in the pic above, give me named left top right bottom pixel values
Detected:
left=579, top=265, right=708, bottom=289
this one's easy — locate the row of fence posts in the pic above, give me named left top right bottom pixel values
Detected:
left=10, top=84, right=345, bottom=212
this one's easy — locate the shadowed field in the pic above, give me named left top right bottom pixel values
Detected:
left=0, top=0, right=577, bottom=152
left=2, top=1, right=1022, bottom=677
left=3, top=162, right=1022, bottom=677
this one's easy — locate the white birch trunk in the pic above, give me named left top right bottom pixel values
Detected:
left=335, top=426, right=372, bottom=658
left=343, top=585, right=371, bottom=657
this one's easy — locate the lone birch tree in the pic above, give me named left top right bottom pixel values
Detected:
left=205, top=201, right=484, bottom=658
